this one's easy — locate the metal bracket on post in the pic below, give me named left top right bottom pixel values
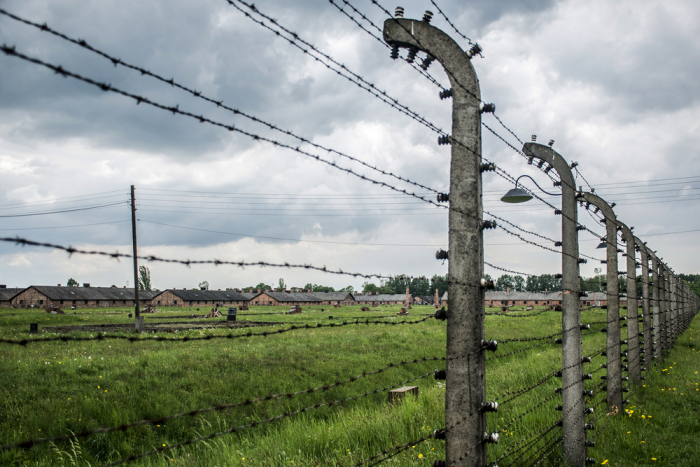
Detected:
left=384, top=13, right=485, bottom=466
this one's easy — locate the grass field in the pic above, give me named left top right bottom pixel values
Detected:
left=0, top=304, right=697, bottom=466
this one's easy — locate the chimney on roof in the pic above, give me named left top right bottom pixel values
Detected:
left=257, top=288, right=261, bottom=293
left=57, top=284, right=61, bottom=287
left=83, top=283, right=90, bottom=288
left=545, top=288, right=548, bottom=293
left=265, top=288, right=270, bottom=292
left=0, top=285, right=6, bottom=289
left=507, top=286, right=510, bottom=294
left=306, top=289, right=310, bottom=293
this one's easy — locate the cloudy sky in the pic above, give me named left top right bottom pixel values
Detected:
left=0, top=0, right=698, bottom=291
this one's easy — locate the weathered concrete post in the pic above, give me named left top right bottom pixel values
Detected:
left=617, top=222, right=640, bottom=383
left=649, top=253, right=661, bottom=358
left=384, top=12, right=486, bottom=466
left=662, top=266, right=670, bottom=353
left=581, top=193, right=622, bottom=411
left=671, top=274, right=677, bottom=345
left=635, top=238, right=651, bottom=369
left=523, top=143, right=585, bottom=466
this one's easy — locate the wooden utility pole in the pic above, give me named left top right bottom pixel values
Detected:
left=131, top=185, right=143, bottom=331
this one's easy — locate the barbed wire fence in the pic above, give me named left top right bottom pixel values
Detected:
left=0, top=2, right=698, bottom=467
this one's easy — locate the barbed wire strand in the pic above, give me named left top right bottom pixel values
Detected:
left=98, top=370, right=437, bottom=467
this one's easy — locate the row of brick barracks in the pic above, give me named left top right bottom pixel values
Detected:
left=1, top=284, right=623, bottom=309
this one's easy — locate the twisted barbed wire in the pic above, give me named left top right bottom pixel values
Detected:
left=99, top=370, right=437, bottom=466
left=0, top=315, right=435, bottom=346
left=1, top=356, right=443, bottom=451
left=0, top=7, right=445, bottom=199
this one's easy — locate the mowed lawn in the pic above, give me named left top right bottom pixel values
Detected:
left=0, top=304, right=697, bottom=466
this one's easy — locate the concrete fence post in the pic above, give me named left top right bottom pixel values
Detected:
left=523, top=143, right=585, bottom=466
left=581, top=193, right=622, bottom=411
left=649, top=252, right=661, bottom=359
left=635, top=238, right=651, bottom=370
left=661, top=264, right=672, bottom=353
left=617, top=222, right=640, bottom=384
left=384, top=13, right=485, bottom=466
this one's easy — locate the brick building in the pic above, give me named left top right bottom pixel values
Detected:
left=11, top=285, right=158, bottom=309
left=308, top=292, right=354, bottom=305
left=251, top=291, right=323, bottom=306
left=0, top=286, right=25, bottom=307
left=152, top=289, right=249, bottom=307
left=441, top=290, right=616, bottom=308
left=354, top=292, right=408, bottom=305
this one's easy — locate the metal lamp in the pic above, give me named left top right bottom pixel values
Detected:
left=500, top=174, right=560, bottom=203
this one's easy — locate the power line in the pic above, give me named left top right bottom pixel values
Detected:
left=137, top=208, right=446, bottom=217
left=0, top=190, right=126, bottom=209
left=0, top=220, right=131, bottom=231
left=139, top=219, right=445, bottom=247
left=0, top=201, right=127, bottom=218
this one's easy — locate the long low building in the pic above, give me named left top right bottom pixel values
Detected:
left=441, top=290, right=620, bottom=308
left=152, top=289, right=250, bottom=307
left=11, top=286, right=159, bottom=308
left=0, top=287, right=24, bottom=307
left=354, top=293, right=408, bottom=305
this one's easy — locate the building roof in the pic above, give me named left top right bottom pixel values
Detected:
left=485, top=291, right=564, bottom=301
left=414, top=295, right=434, bottom=303
left=30, top=286, right=159, bottom=301
left=0, top=288, right=25, bottom=301
left=354, top=294, right=407, bottom=302
left=308, top=292, right=354, bottom=301
left=239, top=292, right=262, bottom=300
left=443, top=291, right=577, bottom=301
left=262, top=292, right=323, bottom=302
left=166, top=289, right=249, bottom=302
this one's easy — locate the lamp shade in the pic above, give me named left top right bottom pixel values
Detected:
left=596, top=239, right=607, bottom=249
left=500, top=187, right=533, bottom=203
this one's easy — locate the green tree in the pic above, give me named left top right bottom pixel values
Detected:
left=66, top=278, right=79, bottom=287
left=362, top=282, right=379, bottom=294
left=198, top=281, right=209, bottom=290
left=495, top=274, right=515, bottom=292
left=410, top=276, right=430, bottom=296
left=384, top=275, right=411, bottom=294
left=138, top=265, right=152, bottom=291
left=513, top=275, right=525, bottom=292
left=339, top=286, right=355, bottom=293
left=429, top=274, right=448, bottom=298
left=278, top=278, right=286, bottom=291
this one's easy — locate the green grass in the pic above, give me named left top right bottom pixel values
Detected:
left=0, top=305, right=696, bottom=466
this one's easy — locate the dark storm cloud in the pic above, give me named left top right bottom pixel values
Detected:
left=0, top=0, right=698, bottom=288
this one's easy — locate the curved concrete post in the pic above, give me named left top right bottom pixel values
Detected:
left=669, top=273, right=675, bottom=345
left=649, top=252, right=661, bottom=359
left=581, top=192, right=622, bottom=411
left=635, top=238, right=651, bottom=370
left=384, top=17, right=485, bottom=466
left=662, top=266, right=670, bottom=352
left=617, top=223, right=640, bottom=383
left=523, top=143, right=585, bottom=466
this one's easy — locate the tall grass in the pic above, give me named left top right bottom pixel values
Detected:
left=0, top=305, right=696, bottom=466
